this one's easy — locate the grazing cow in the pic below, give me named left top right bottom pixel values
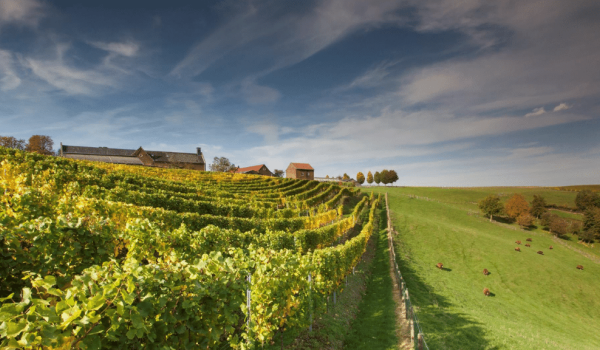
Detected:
left=537, top=251, right=543, bottom=255
left=436, top=263, right=443, bottom=270
left=525, top=244, right=531, bottom=247
left=526, top=238, right=532, bottom=242
left=483, top=268, right=489, bottom=275
left=515, top=240, right=521, bottom=245
left=515, top=247, right=521, bottom=252
left=483, top=288, right=491, bottom=296
left=549, top=246, right=553, bottom=250
left=577, top=265, right=584, bottom=270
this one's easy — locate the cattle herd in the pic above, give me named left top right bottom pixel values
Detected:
left=437, top=236, right=585, bottom=298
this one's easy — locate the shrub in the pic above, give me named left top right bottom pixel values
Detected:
left=517, top=213, right=534, bottom=229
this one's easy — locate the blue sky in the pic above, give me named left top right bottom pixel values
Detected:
left=1, top=0, right=599, bottom=186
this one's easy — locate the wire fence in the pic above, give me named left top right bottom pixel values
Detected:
left=385, top=192, right=430, bottom=350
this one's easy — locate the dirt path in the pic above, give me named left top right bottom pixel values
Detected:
left=385, top=193, right=412, bottom=349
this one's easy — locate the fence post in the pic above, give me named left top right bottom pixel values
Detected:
left=410, top=317, right=415, bottom=347
left=308, top=273, right=313, bottom=332
left=246, top=274, right=252, bottom=346
left=333, top=290, right=337, bottom=305
left=418, top=333, right=424, bottom=350
left=405, top=290, right=410, bottom=319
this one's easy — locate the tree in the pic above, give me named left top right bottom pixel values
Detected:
left=209, top=157, right=236, bottom=172
left=343, top=173, right=350, bottom=180
left=273, top=169, right=284, bottom=177
left=356, top=172, right=365, bottom=185
left=530, top=195, right=547, bottom=219
left=582, top=207, right=600, bottom=241
left=0, top=136, right=25, bottom=150
left=374, top=171, right=381, bottom=186
left=325, top=175, right=330, bottom=179
left=540, top=212, right=554, bottom=228
left=549, top=217, right=568, bottom=237
left=575, top=190, right=600, bottom=211
left=26, top=135, right=54, bottom=155
left=505, top=194, right=529, bottom=219
left=367, top=171, right=373, bottom=185
left=380, top=169, right=389, bottom=185
left=385, top=169, right=399, bottom=185
left=516, top=214, right=534, bottom=229
left=478, top=195, right=504, bottom=222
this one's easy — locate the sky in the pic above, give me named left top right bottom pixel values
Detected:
left=1, top=0, right=599, bottom=186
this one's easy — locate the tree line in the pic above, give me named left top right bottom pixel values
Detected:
left=478, top=190, right=600, bottom=242
left=0, top=135, right=55, bottom=155
left=355, top=169, right=398, bottom=186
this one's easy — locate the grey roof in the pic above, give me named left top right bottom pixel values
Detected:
left=61, top=144, right=205, bottom=165
left=145, top=151, right=205, bottom=164
left=62, top=145, right=135, bottom=157
left=64, top=154, right=144, bottom=165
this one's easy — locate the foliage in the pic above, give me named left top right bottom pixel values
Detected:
left=0, top=136, right=25, bottom=150
left=548, top=216, right=569, bottom=237
left=505, top=194, right=530, bottom=219
left=273, top=169, right=284, bottom=177
left=356, top=172, right=365, bottom=185
left=478, top=195, right=504, bottom=221
left=374, top=171, right=381, bottom=185
left=575, top=190, right=600, bottom=211
left=210, top=156, right=236, bottom=172
left=516, top=213, right=534, bottom=228
left=583, top=207, right=600, bottom=240
left=385, top=169, right=399, bottom=185
left=26, top=135, right=54, bottom=155
left=343, top=173, right=350, bottom=180
left=366, top=171, right=373, bottom=185
left=530, top=194, right=547, bottom=218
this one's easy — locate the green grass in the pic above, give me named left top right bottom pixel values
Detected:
left=344, top=206, right=399, bottom=350
left=548, top=209, right=583, bottom=221
left=363, top=187, right=600, bottom=350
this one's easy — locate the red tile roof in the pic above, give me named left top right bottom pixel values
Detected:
left=290, top=163, right=314, bottom=170
left=236, top=164, right=265, bottom=173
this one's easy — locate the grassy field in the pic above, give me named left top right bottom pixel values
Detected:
left=362, top=186, right=600, bottom=350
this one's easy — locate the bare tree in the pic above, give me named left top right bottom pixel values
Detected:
left=0, top=136, right=26, bottom=150
left=26, top=135, right=54, bottom=155
left=210, top=156, right=236, bottom=172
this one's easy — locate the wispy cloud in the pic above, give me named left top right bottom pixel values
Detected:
left=0, top=0, right=45, bottom=27
left=170, top=0, right=406, bottom=79
left=241, top=78, right=281, bottom=105
left=553, top=103, right=570, bottom=112
left=89, top=41, right=139, bottom=57
left=0, top=49, right=21, bottom=91
left=525, top=107, right=546, bottom=118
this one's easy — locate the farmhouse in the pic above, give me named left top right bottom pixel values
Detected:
left=286, top=162, right=314, bottom=180
left=235, top=164, right=273, bottom=177
left=59, top=144, right=206, bottom=170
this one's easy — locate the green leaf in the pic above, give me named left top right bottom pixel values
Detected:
left=86, top=294, right=105, bottom=311
left=126, top=327, right=136, bottom=339
left=0, top=293, right=14, bottom=302
left=121, top=290, right=135, bottom=305
left=21, top=288, right=31, bottom=304
left=4, top=320, right=28, bottom=338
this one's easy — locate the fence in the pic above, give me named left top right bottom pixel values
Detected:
left=385, top=192, right=429, bottom=350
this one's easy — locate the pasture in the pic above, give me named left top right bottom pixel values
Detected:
left=364, top=186, right=600, bottom=349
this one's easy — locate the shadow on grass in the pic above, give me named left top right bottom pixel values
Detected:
left=393, top=226, right=499, bottom=349
left=441, top=267, right=452, bottom=272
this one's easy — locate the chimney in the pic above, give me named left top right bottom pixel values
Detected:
left=197, top=147, right=202, bottom=155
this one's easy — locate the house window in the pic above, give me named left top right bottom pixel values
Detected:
left=301, top=172, right=305, bottom=176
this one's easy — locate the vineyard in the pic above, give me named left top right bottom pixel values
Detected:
left=0, top=147, right=380, bottom=349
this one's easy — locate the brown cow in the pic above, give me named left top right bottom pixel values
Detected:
left=577, top=265, right=584, bottom=270
left=515, top=247, right=521, bottom=252
left=483, top=268, right=489, bottom=275
left=537, top=251, right=543, bottom=255
left=525, top=244, right=531, bottom=247
left=549, top=246, right=553, bottom=249
left=526, top=238, right=532, bottom=242
left=483, top=288, right=491, bottom=296
left=436, top=263, right=443, bottom=270
left=515, top=240, right=521, bottom=245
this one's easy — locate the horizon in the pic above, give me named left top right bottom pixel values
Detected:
left=1, top=0, right=599, bottom=186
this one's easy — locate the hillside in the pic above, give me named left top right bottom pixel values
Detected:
left=0, top=148, right=379, bottom=349
left=366, top=186, right=600, bottom=349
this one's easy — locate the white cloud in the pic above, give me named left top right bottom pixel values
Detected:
left=0, top=49, right=21, bottom=91
left=241, top=78, right=281, bottom=105
left=525, top=107, right=546, bottom=118
left=0, top=0, right=44, bottom=27
left=89, top=41, right=139, bottom=57
left=553, top=103, right=570, bottom=112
